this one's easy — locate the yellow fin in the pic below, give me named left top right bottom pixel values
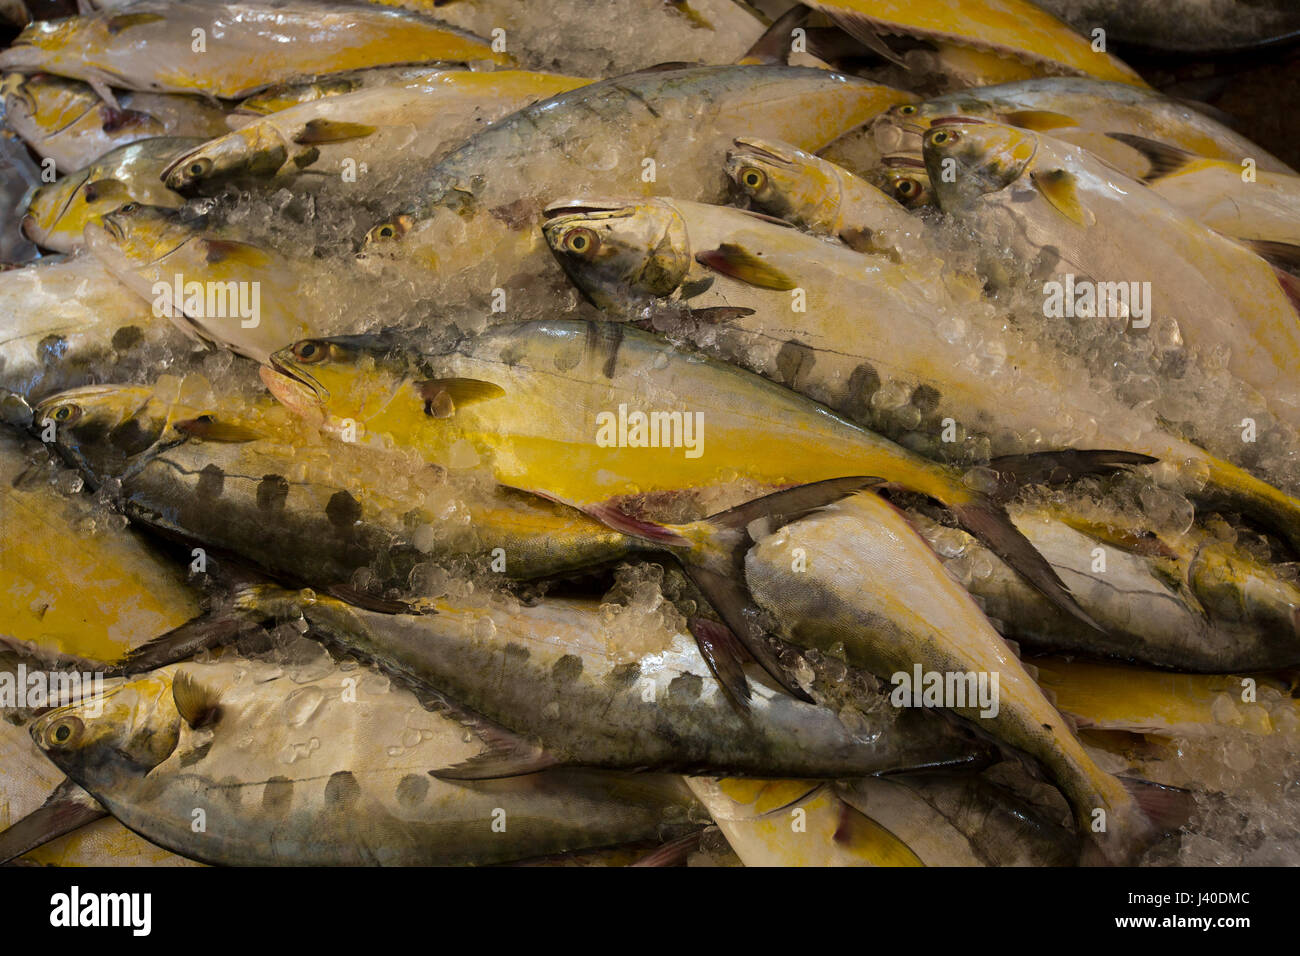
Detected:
left=1031, top=169, right=1093, bottom=227
left=695, top=243, right=797, bottom=291
left=293, top=119, right=378, bottom=146
left=172, top=670, right=221, bottom=728
left=200, top=238, right=274, bottom=267
left=173, top=415, right=263, bottom=443
left=1003, top=109, right=1078, bottom=132
left=416, top=378, right=506, bottom=418
left=833, top=802, right=924, bottom=866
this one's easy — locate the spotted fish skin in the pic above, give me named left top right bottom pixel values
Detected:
left=30, top=656, right=701, bottom=866
left=292, top=590, right=993, bottom=777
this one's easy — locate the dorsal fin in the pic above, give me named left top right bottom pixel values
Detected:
left=172, top=669, right=222, bottom=728
left=1106, top=132, right=1199, bottom=182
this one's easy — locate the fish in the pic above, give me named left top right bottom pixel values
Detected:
left=868, top=76, right=1296, bottom=185
left=0, top=252, right=196, bottom=400
left=229, top=66, right=467, bottom=121
left=1107, top=133, right=1300, bottom=250
left=0, top=719, right=200, bottom=866
left=0, top=1, right=509, bottom=103
left=83, top=202, right=330, bottom=363
left=161, top=70, right=592, bottom=192
left=922, top=120, right=1300, bottom=432
left=355, top=65, right=915, bottom=318
left=266, top=319, right=1119, bottom=647
left=253, top=585, right=993, bottom=778
left=21, top=135, right=198, bottom=253
left=797, top=0, right=1148, bottom=87
left=36, top=379, right=882, bottom=702
left=29, top=653, right=705, bottom=865
left=1, top=72, right=229, bottom=173
left=743, top=489, right=1189, bottom=863
left=1034, top=0, right=1300, bottom=56
left=905, top=501, right=1300, bottom=672
left=724, top=136, right=929, bottom=258
left=687, top=772, right=1078, bottom=866
left=0, top=426, right=207, bottom=668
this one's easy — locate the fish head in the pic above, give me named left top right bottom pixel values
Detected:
left=1189, top=543, right=1300, bottom=642
left=873, top=158, right=934, bottom=209
left=541, top=198, right=690, bottom=312
left=95, top=201, right=199, bottom=265
left=34, top=383, right=184, bottom=481
left=31, top=669, right=182, bottom=783
left=3, top=73, right=89, bottom=138
left=22, top=171, right=133, bottom=252
left=267, top=335, right=414, bottom=438
left=5, top=17, right=83, bottom=58
left=162, top=127, right=288, bottom=193
left=922, top=118, right=1037, bottom=210
left=725, top=137, right=840, bottom=232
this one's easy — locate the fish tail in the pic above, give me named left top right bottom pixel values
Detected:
left=666, top=476, right=884, bottom=708
left=942, top=449, right=1156, bottom=630
left=1081, top=777, right=1194, bottom=866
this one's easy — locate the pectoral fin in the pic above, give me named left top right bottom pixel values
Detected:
left=1002, top=110, right=1079, bottom=132
left=416, top=378, right=506, bottom=418
left=696, top=243, right=797, bottom=290
left=293, top=119, right=378, bottom=146
left=1031, top=169, right=1093, bottom=227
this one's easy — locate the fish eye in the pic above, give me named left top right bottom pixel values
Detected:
left=898, top=105, right=917, bottom=115
left=187, top=158, right=211, bottom=178
left=49, top=402, right=80, bottom=423
left=895, top=179, right=919, bottom=198
left=929, top=129, right=956, bottom=146
left=740, top=167, right=766, bottom=191
left=291, top=339, right=328, bottom=363
left=366, top=215, right=410, bottom=244
left=562, top=227, right=599, bottom=256
left=46, top=715, right=83, bottom=747
left=118, top=201, right=139, bottom=214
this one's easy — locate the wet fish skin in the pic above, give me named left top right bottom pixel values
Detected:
left=2, top=73, right=229, bottom=173
left=868, top=76, right=1295, bottom=185
left=922, top=119, right=1300, bottom=433
left=22, top=136, right=198, bottom=253
left=31, top=655, right=703, bottom=866
left=355, top=65, right=914, bottom=318
left=162, top=71, right=592, bottom=192
left=743, top=489, right=1162, bottom=863
left=0, top=1, right=509, bottom=101
left=283, top=588, right=994, bottom=778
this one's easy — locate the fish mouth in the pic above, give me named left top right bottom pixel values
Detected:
left=19, top=213, right=40, bottom=243
left=265, top=354, right=327, bottom=404
left=929, top=114, right=991, bottom=129
left=881, top=154, right=927, bottom=170
left=542, top=198, right=638, bottom=220
left=730, top=137, right=796, bottom=166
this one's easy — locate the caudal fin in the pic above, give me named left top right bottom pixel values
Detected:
left=1083, top=777, right=1194, bottom=866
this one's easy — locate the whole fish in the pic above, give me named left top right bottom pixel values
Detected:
left=1107, top=133, right=1300, bottom=249
left=713, top=144, right=1300, bottom=547
left=923, top=120, right=1300, bottom=433
left=356, top=65, right=914, bottom=317
left=744, top=489, right=1187, bottom=863
left=687, top=772, right=1076, bottom=866
left=30, top=654, right=705, bottom=865
left=542, top=193, right=1300, bottom=560
left=0, top=1, right=509, bottom=103
left=162, top=71, right=591, bottom=192
left=793, top=0, right=1148, bottom=87
left=0, top=428, right=200, bottom=664
left=266, top=319, right=1116, bottom=647
left=22, top=135, right=197, bottom=252
left=262, top=585, right=993, bottom=778
left=36, top=379, right=883, bottom=703
left=2, top=72, right=229, bottom=173
left=867, top=77, right=1295, bottom=185
left=906, top=503, right=1300, bottom=672
left=84, top=202, right=342, bottom=363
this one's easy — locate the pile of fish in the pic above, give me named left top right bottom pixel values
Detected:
left=2, top=0, right=1299, bottom=868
